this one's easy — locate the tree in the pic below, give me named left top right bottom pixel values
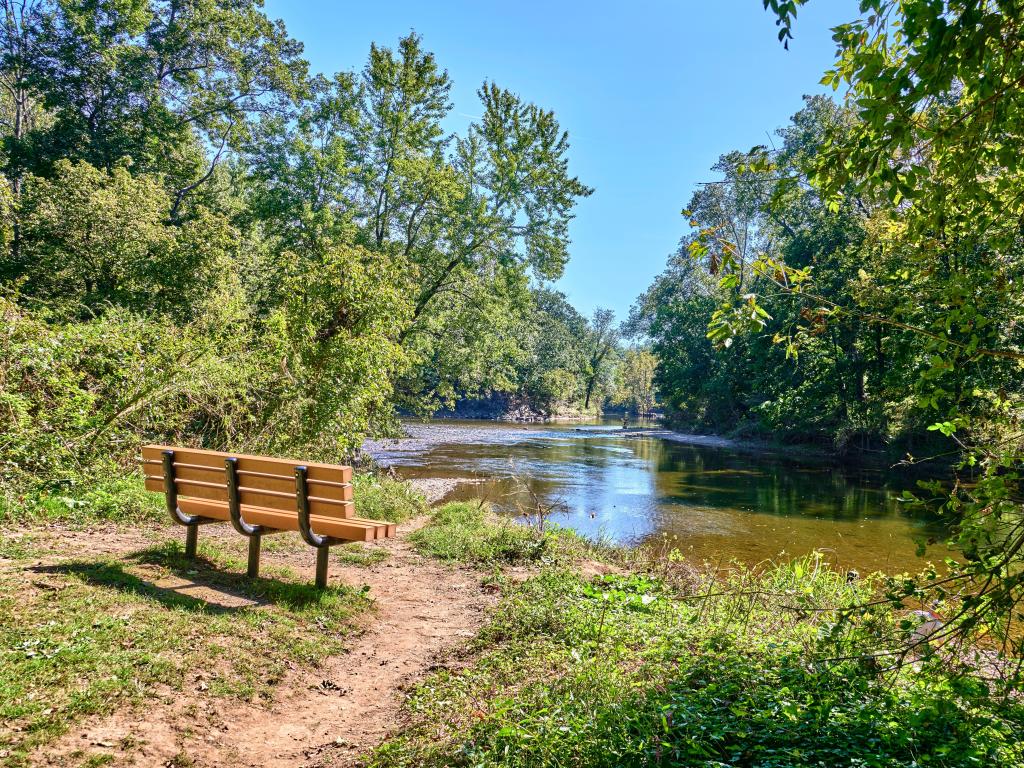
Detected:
left=615, top=348, right=657, bottom=417
left=581, top=308, right=619, bottom=410
left=0, top=1, right=306, bottom=199
left=275, top=241, right=413, bottom=456
left=10, top=159, right=235, bottom=319
left=0, top=19, right=595, bottom=472
left=245, top=33, right=592, bottom=412
left=513, top=287, right=590, bottom=415
left=700, top=0, right=1024, bottom=670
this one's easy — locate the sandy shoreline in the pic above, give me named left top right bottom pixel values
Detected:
left=406, top=476, right=463, bottom=504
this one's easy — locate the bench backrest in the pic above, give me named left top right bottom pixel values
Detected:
left=141, top=445, right=354, bottom=518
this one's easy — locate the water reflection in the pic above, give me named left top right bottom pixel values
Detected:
left=376, top=421, right=949, bottom=573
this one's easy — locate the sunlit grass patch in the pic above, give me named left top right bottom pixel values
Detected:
left=0, top=530, right=39, bottom=561
left=409, top=502, right=550, bottom=565
left=0, top=539, right=370, bottom=766
left=352, top=473, right=427, bottom=524
left=0, top=472, right=163, bottom=527
left=410, top=501, right=625, bottom=568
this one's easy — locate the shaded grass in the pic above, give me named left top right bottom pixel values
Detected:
left=0, top=538, right=370, bottom=766
left=369, top=559, right=1024, bottom=768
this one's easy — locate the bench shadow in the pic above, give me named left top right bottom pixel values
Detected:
left=32, top=543, right=337, bottom=613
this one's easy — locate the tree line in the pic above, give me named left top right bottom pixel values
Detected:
left=0, top=0, right=654, bottom=492
left=632, top=0, right=1024, bottom=662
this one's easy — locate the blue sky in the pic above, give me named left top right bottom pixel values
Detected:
left=263, top=0, right=860, bottom=321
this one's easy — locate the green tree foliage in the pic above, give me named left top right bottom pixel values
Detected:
left=2, top=0, right=306, bottom=190
left=641, top=0, right=1024, bottom=672
left=512, top=288, right=591, bottom=416
left=0, top=5, right=593, bottom=484
left=581, top=307, right=620, bottom=410
left=275, top=242, right=412, bottom=455
left=613, top=347, right=657, bottom=417
left=244, top=32, right=594, bottom=414
left=9, top=160, right=234, bottom=317
left=0, top=294, right=257, bottom=487
left=633, top=96, right=892, bottom=445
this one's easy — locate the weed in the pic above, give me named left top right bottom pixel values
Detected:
left=352, top=473, right=426, bottom=524
left=334, top=542, right=390, bottom=567
left=368, top=560, right=1024, bottom=768
left=0, top=472, right=162, bottom=526
left=410, top=502, right=550, bottom=565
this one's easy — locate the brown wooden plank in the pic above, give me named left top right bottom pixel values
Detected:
left=141, top=460, right=353, bottom=502
left=141, top=445, right=352, bottom=483
left=349, top=517, right=384, bottom=538
left=349, top=517, right=395, bottom=539
left=142, top=476, right=354, bottom=518
left=176, top=499, right=375, bottom=541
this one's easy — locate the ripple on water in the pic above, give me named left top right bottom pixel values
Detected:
left=365, top=420, right=950, bottom=573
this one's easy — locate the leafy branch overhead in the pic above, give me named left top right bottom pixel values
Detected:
left=0, top=5, right=597, bottom=469
left=649, top=0, right=1024, bottom=669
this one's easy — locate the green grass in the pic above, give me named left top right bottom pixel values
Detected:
left=0, top=538, right=370, bottom=766
left=334, top=541, right=391, bottom=566
left=409, top=501, right=628, bottom=568
left=0, top=472, right=164, bottom=526
left=352, top=473, right=427, bottom=524
left=369, top=558, right=1024, bottom=768
left=0, top=530, right=39, bottom=560
left=409, top=502, right=554, bottom=565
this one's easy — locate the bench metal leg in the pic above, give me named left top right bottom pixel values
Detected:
left=315, top=546, right=329, bottom=589
left=185, top=526, right=198, bottom=559
left=247, top=534, right=261, bottom=578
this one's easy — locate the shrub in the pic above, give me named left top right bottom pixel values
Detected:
left=370, top=562, right=1024, bottom=768
left=352, top=473, right=427, bottom=524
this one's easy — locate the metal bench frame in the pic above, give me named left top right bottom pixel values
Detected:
left=160, top=448, right=341, bottom=588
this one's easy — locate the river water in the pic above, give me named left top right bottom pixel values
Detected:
left=368, top=419, right=949, bottom=573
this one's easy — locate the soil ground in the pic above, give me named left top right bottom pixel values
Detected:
left=16, top=480, right=497, bottom=768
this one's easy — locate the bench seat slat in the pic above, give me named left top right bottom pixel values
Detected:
left=141, top=445, right=352, bottom=484
left=141, top=459, right=353, bottom=489
left=175, top=498, right=391, bottom=541
left=141, top=460, right=353, bottom=502
left=143, top=476, right=354, bottom=518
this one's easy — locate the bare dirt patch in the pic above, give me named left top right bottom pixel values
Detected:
left=26, top=519, right=497, bottom=767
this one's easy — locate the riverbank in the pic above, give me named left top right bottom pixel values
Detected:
left=372, top=503, right=1023, bottom=767
left=3, top=475, right=1019, bottom=767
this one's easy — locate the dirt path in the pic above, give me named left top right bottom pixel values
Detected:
left=29, top=509, right=496, bottom=767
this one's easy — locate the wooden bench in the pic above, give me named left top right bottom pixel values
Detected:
left=141, top=445, right=396, bottom=587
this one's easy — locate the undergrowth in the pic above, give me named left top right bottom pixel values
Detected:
left=410, top=502, right=557, bottom=565
left=370, top=554, right=1024, bottom=768
left=0, top=471, right=164, bottom=525
left=352, top=473, right=427, bottom=524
